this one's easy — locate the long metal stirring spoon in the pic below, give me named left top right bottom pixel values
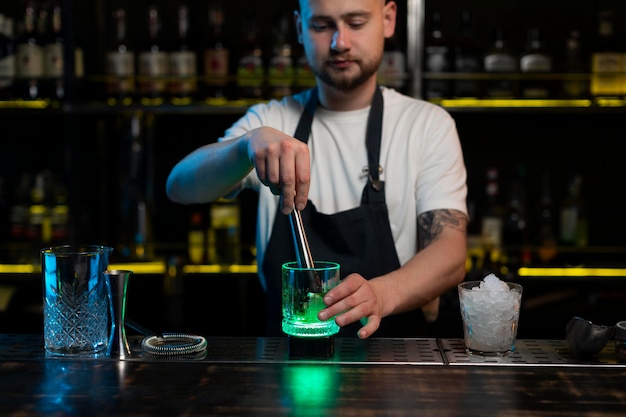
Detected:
left=289, top=208, right=322, bottom=291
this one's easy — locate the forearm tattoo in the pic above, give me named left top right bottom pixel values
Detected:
left=417, top=209, right=468, bottom=249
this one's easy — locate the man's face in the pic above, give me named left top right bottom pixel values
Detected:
left=295, top=0, right=397, bottom=91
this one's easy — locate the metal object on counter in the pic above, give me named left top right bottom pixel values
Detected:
left=565, top=316, right=615, bottom=358
left=614, top=321, right=626, bottom=362
left=105, top=270, right=133, bottom=359
left=141, top=333, right=207, bottom=357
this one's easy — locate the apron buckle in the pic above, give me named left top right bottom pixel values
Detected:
left=362, top=165, right=383, bottom=191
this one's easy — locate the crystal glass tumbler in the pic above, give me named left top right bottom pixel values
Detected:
left=41, top=245, right=113, bottom=357
left=282, top=261, right=340, bottom=338
left=458, top=280, right=523, bottom=356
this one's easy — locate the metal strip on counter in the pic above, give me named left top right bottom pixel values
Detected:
left=2, top=335, right=624, bottom=367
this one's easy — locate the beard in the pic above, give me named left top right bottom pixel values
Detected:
left=310, top=54, right=382, bottom=91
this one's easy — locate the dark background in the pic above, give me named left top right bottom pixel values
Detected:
left=0, top=0, right=625, bottom=339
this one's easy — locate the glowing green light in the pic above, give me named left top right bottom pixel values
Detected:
left=283, top=365, right=339, bottom=413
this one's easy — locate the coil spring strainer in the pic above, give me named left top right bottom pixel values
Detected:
left=141, top=333, right=208, bottom=356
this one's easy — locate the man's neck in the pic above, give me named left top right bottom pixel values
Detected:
left=316, top=78, right=379, bottom=111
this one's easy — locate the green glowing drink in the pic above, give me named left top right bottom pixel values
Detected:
left=282, top=261, right=340, bottom=337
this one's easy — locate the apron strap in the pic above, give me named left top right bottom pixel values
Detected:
left=365, top=87, right=384, bottom=191
left=293, top=87, right=319, bottom=142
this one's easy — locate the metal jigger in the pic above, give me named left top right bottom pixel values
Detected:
left=105, top=270, right=133, bottom=359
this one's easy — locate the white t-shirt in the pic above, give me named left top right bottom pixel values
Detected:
left=220, top=87, right=467, bottom=291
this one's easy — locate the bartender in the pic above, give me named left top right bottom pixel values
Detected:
left=166, top=0, right=468, bottom=338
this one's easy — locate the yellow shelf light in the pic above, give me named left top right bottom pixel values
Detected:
left=108, top=262, right=166, bottom=275
left=518, top=267, right=626, bottom=277
left=436, top=98, right=593, bottom=108
left=0, top=264, right=39, bottom=274
left=183, top=264, right=258, bottom=274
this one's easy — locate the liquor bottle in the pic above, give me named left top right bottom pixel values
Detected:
left=378, top=33, right=407, bottom=91
left=535, top=171, right=558, bottom=265
left=207, top=198, right=241, bottom=265
left=203, top=3, right=229, bottom=103
left=25, top=170, right=53, bottom=245
left=267, top=12, right=294, bottom=99
left=480, top=167, right=503, bottom=273
left=423, top=11, right=451, bottom=100
left=236, top=13, right=264, bottom=102
left=0, top=176, right=7, bottom=245
left=502, top=165, right=529, bottom=272
left=453, top=10, right=481, bottom=98
left=590, top=11, right=622, bottom=98
left=51, top=181, right=68, bottom=244
left=483, top=28, right=517, bottom=98
left=560, top=29, right=589, bottom=99
left=15, top=0, right=45, bottom=100
left=188, top=211, right=205, bottom=264
left=168, top=5, right=197, bottom=105
left=9, top=173, right=31, bottom=246
left=519, top=28, right=553, bottom=98
left=138, top=5, right=167, bottom=106
left=293, top=42, right=315, bottom=92
left=559, top=173, right=588, bottom=267
left=106, top=8, right=135, bottom=106
left=0, top=14, right=16, bottom=100
left=43, top=1, right=64, bottom=101
left=559, top=174, right=588, bottom=248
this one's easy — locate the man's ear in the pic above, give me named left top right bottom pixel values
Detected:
left=383, top=1, right=397, bottom=39
left=294, top=10, right=303, bottom=44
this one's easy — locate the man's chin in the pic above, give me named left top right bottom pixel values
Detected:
left=320, top=74, right=366, bottom=92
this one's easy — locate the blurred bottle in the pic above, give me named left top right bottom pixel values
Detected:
left=25, top=170, right=53, bottom=245
left=590, top=11, right=622, bottom=98
left=453, top=10, right=481, bottom=98
left=423, top=10, right=451, bottom=99
left=118, top=114, right=153, bottom=261
left=106, top=8, right=135, bottom=106
left=0, top=176, right=7, bottom=244
left=519, top=27, right=553, bottom=98
left=51, top=181, right=68, bottom=244
left=502, top=165, right=530, bottom=273
left=203, top=2, right=229, bottom=103
left=535, top=171, right=558, bottom=265
left=138, top=5, right=167, bottom=106
left=480, top=167, right=503, bottom=273
left=560, top=29, right=589, bottom=99
left=236, top=13, right=264, bottom=102
left=208, top=198, right=241, bottom=265
left=9, top=174, right=31, bottom=247
left=0, top=176, right=11, bottom=247
left=378, top=33, right=407, bottom=91
left=267, top=12, right=294, bottom=99
left=0, top=14, right=16, bottom=100
left=42, top=1, right=64, bottom=101
left=188, top=211, right=205, bottom=264
left=15, top=0, right=45, bottom=100
left=559, top=174, right=588, bottom=248
left=483, top=28, right=517, bottom=98
left=293, top=42, right=315, bottom=93
left=168, top=4, right=197, bottom=105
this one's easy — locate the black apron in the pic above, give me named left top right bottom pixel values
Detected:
left=261, top=86, right=424, bottom=337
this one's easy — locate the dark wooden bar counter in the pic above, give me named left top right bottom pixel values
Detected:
left=1, top=335, right=625, bottom=416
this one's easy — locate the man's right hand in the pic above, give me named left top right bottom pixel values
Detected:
left=245, top=127, right=311, bottom=214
